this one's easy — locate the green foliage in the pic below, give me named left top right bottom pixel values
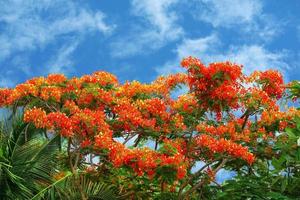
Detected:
left=212, top=117, right=300, bottom=200
left=0, top=115, right=59, bottom=199
left=154, top=192, right=178, bottom=200
left=1, top=75, right=300, bottom=199
left=38, top=173, right=118, bottom=200
left=288, top=81, right=300, bottom=100
left=0, top=114, right=119, bottom=200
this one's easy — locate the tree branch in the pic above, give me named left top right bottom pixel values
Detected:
left=178, top=160, right=215, bottom=197
left=180, top=158, right=228, bottom=199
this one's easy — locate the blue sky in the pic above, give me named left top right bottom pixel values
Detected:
left=0, top=0, right=299, bottom=86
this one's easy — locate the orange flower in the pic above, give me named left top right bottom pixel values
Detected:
left=8, top=83, right=38, bottom=104
left=81, top=71, right=118, bottom=87
left=195, top=134, right=255, bottom=164
left=46, top=74, right=67, bottom=84
left=248, top=70, right=284, bottom=99
left=181, top=57, right=243, bottom=115
left=24, top=107, right=48, bottom=129
left=0, top=88, right=12, bottom=106
left=40, top=86, right=62, bottom=101
left=1, top=59, right=293, bottom=183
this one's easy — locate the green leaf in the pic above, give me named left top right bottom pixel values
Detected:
left=30, top=171, right=72, bottom=200
left=285, top=128, right=296, bottom=139
left=271, top=176, right=281, bottom=186
left=272, top=157, right=284, bottom=170
left=281, top=178, right=288, bottom=193
left=212, top=71, right=224, bottom=80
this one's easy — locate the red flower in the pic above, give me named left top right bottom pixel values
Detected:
left=24, top=107, right=48, bottom=129
left=46, top=74, right=67, bottom=84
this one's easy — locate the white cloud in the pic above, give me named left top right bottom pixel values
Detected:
left=110, top=29, right=170, bottom=58
left=0, top=0, right=114, bottom=64
left=46, top=41, right=80, bottom=74
left=110, top=0, right=183, bottom=58
left=195, top=0, right=262, bottom=27
left=220, top=45, right=289, bottom=75
left=49, top=10, right=113, bottom=35
left=131, top=0, right=182, bottom=37
left=191, top=0, right=281, bottom=42
left=156, top=34, right=219, bottom=75
left=176, top=34, right=219, bottom=59
left=151, top=1, right=286, bottom=77
left=156, top=34, right=290, bottom=79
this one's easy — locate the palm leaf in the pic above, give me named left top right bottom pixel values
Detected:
left=0, top=115, right=60, bottom=199
left=42, top=173, right=118, bottom=200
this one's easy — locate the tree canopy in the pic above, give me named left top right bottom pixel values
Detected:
left=0, top=56, right=299, bottom=199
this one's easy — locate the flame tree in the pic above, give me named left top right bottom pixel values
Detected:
left=0, top=56, right=298, bottom=199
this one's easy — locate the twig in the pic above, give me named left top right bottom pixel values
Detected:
left=133, top=134, right=141, bottom=147
left=180, top=159, right=228, bottom=199
left=155, top=138, right=158, bottom=150
left=123, top=133, right=137, bottom=145
left=178, top=160, right=214, bottom=197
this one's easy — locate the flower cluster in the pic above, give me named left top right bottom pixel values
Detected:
left=1, top=57, right=293, bottom=183
left=195, top=134, right=255, bottom=164
left=0, top=88, right=12, bottom=106
left=40, top=86, right=62, bottom=102
left=196, top=120, right=251, bottom=142
left=116, top=73, right=187, bottom=99
left=248, top=70, right=284, bottom=99
left=243, top=87, right=278, bottom=111
left=181, top=57, right=243, bottom=117
left=95, top=135, right=188, bottom=179
left=172, top=93, right=198, bottom=113
left=260, top=107, right=300, bottom=131
left=24, top=107, right=48, bottom=129
left=46, top=74, right=67, bottom=84
left=81, top=71, right=118, bottom=87
left=112, top=98, right=156, bottom=131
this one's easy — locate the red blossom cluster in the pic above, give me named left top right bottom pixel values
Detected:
left=195, top=134, right=255, bottom=164
left=260, top=107, right=300, bottom=131
left=4, top=71, right=188, bottom=179
left=171, top=93, right=198, bottom=113
left=181, top=56, right=244, bottom=117
left=196, top=120, right=251, bottom=142
left=80, top=71, right=118, bottom=87
left=0, top=57, right=292, bottom=181
left=94, top=135, right=188, bottom=179
left=248, top=70, right=284, bottom=99
left=112, top=98, right=157, bottom=131
left=243, top=87, right=278, bottom=111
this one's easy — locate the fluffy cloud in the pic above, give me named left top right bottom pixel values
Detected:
left=156, top=34, right=289, bottom=79
left=219, top=45, right=289, bottom=75
left=195, top=0, right=262, bottom=27
left=175, top=34, right=219, bottom=60
left=191, top=0, right=281, bottom=42
left=110, top=0, right=183, bottom=58
left=156, top=34, right=219, bottom=75
left=46, top=40, right=80, bottom=74
left=131, top=0, right=182, bottom=37
left=0, top=0, right=113, bottom=73
left=110, top=0, right=283, bottom=59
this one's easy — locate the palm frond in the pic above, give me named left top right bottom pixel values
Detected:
left=0, top=115, right=60, bottom=199
left=42, top=173, right=118, bottom=200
